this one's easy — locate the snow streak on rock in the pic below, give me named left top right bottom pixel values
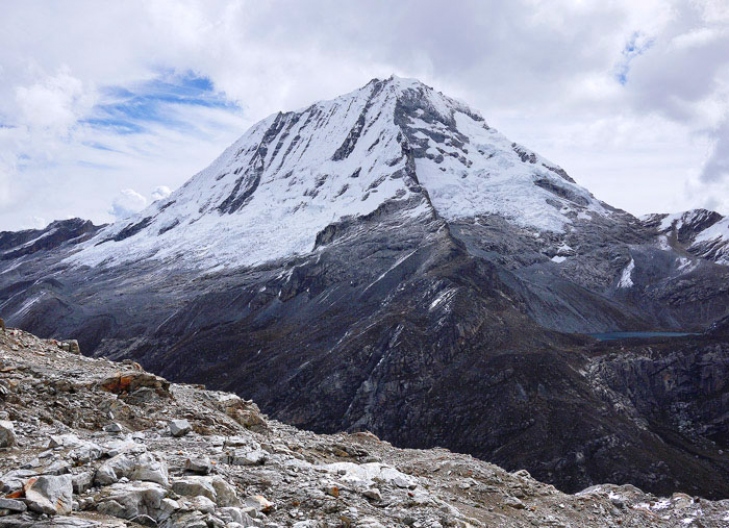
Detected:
left=618, top=259, right=635, bottom=288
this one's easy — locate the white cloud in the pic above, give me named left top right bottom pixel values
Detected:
left=700, top=120, right=729, bottom=184
left=110, top=188, right=148, bottom=220
left=151, top=185, right=172, bottom=201
left=15, top=69, right=92, bottom=131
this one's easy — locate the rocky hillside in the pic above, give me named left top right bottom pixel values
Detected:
left=2, top=327, right=729, bottom=528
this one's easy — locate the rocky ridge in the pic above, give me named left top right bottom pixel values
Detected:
left=643, top=209, right=729, bottom=265
left=2, top=328, right=729, bottom=528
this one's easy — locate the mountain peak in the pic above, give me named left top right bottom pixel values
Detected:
left=68, top=78, right=608, bottom=270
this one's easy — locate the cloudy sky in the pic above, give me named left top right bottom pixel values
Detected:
left=1, top=0, right=728, bottom=231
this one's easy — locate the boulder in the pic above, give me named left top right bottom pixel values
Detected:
left=0, top=497, right=27, bottom=512
left=95, top=450, right=169, bottom=487
left=69, top=440, right=104, bottom=464
left=23, top=474, right=73, bottom=515
left=169, top=419, right=192, bottom=437
left=103, top=423, right=124, bottom=433
left=72, top=471, right=95, bottom=494
left=244, top=495, right=274, bottom=513
left=181, top=495, right=216, bottom=513
left=0, top=469, right=38, bottom=495
left=100, top=372, right=171, bottom=399
left=184, top=456, right=212, bottom=475
left=221, top=396, right=267, bottom=430
left=96, top=481, right=168, bottom=522
left=48, top=433, right=83, bottom=449
left=0, top=420, right=17, bottom=448
left=217, top=506, right=255, bottom=526
left=225, top=448, right=268, bottom=466
left=58, top=339, right=81, bottom=354
left=171, top=476, right=239, bottom=507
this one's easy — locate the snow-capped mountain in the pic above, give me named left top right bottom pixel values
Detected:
left=69, top=76, right=606, bottom=269
left=644, top=209, right=729, bottom=265
left=4, top=77, right=729, bottom=499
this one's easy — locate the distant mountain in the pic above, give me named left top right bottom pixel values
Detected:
left=3, top=77, right=729, bottom=498
left=0, top=218, right=100, bottom=260
left=643, top=208, right=729, bottom=264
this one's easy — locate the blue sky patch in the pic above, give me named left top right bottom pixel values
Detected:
left=615, top=32, right=655, bottom=85
left=82, top=141, right=121, bottom=153
left=82, top=71, right=238, bottom=134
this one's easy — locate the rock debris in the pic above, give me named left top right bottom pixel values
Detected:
left=2, top=328, right=729, bottom=527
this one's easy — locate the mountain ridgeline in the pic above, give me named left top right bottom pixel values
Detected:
left=3, top=77, right=729, bottom=498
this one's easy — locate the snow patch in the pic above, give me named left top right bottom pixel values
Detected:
left=429, top=288, right=457, bottom=311
left=657, top=235, right=671, bottom=251
left=694, top=216, right=729, bottom=245
left=618, top=259, right=635, bottom=288
left=677, top=257, right=698, bottom=274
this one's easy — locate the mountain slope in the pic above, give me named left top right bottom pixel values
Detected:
left=3, top=77, right=729, bottom=498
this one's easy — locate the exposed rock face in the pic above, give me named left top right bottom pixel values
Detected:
left=3, top=327, right=729, bottom=527
left=0, top=218, right=100, bottom=261
left=23, top=475, right=73, bottom=515
left=644, top=208, right=729, bottom=265
left=2, top=77, right=729, bottom=501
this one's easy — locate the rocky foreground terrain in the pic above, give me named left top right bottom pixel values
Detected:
left=2, top=328, right=729, bottom=527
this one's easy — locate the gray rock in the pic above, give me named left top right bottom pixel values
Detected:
left=169, top=419, right=192, bottom=437
left=363, top=488, right=381, bottom=501
left=23, top=474, right=73, bottom=515
left=181, top=495, right=216, bottom=513
left=97, top=481, right=167, bottom=522
left=48, top=434, right=83, bottom=449
left=95, top=450, right=169, bottom=487
left=0, top=497, right=27, bottom=512
left=293, top=521, right=320, bottom=528
left=217, top=506, right=255, bottom=526
left=72, top=471, right=94, bottom=494
left=58, top=339, right=81, bottom=354
left=0, top=469, right=38, bottom=495
left=157, top=498, right=180, bottom=523
left=130, top=513, right=157, bottom=527
left=5, top=325, right=729, bottom=528
left=354, top=518, right=386, bottom=528
left=168, top=511, right=208, bottom=528
left=172, top=476, right=239, bottom=507
left=226, top=448, right=267, bottom=466
left=0, top=420, right=17, bottom=448
left=42, top=458, right=71, bottom=476
left=502, top=495, right=526, bottom=509
left=69, top=441, right=103, bottom=464
left=172, top=477, right=217, bottom=502
left=103, top=423, right=124, bottom=433
left=101, top=438, right=137, bottom=458
left=244, top=495, right=273, bottom=513
left=184, top=456, right=212, bottom=475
